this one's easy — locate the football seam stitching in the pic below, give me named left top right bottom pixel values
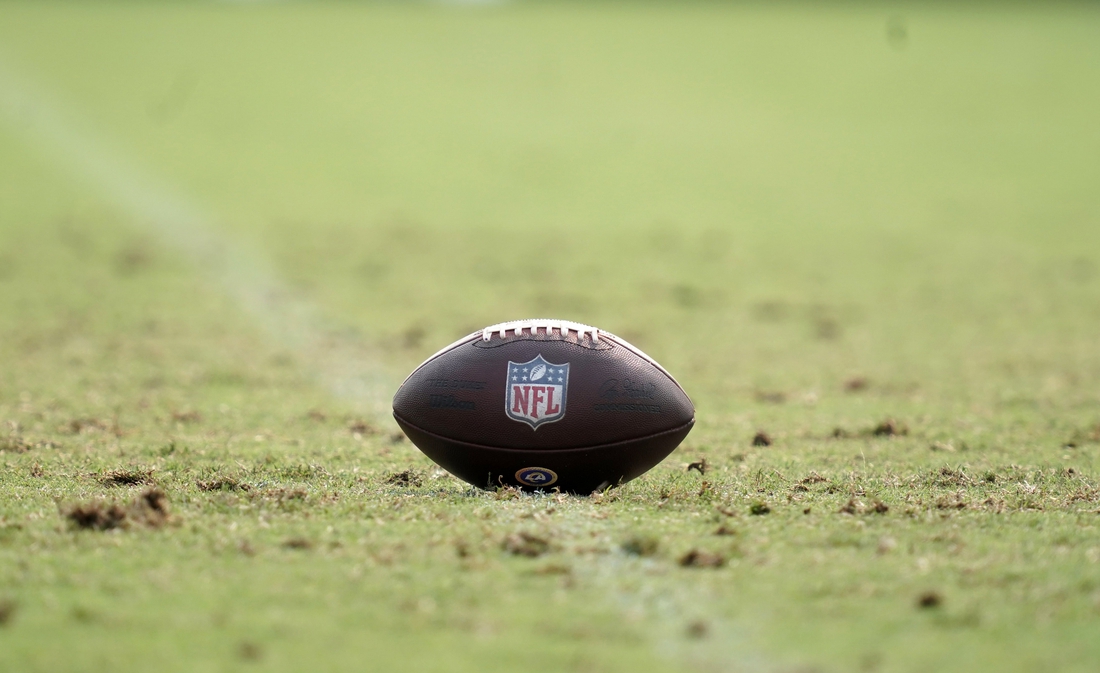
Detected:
left=392, top=413, right=695, bottom=453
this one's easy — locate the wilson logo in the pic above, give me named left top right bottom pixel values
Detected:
left=429, top=394, right=475, bottom=410
left=504, top=355, right=569, bottom=429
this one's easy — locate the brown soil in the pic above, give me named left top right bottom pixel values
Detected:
left=197, top=477, right=251, bottom=492
left=454, top=539, right=471, bottom=558
left=844, top=377, right=869, bottom=392
left=679, top=549, right=726, bottom=568
left=622, top=535, right=660, bottom=556
left=171, top=410, right=202, bottom=423
left=1, top=436, right=32, bottom=453
left=0, top=598, right=16, bottom=626
left=256, top=488, right=308, bottom=502
left=503, top=532, right=551, bottom=557
left=347, top=419, right=377, bottom=435
left=752, top=432, right=772, bottom=447
left=65, top=502, right=128, bottom=530
left=385, top=470, right=423, bottom=487
left=686, top=620, right=710, bottom=638
left=917, top=591, right=943, bottom=608
left=873, top=419, right=908, bottom=437
left=68, top=418, right=106, bottom=434
left=237, top=641, right=264, bottom=661
left=839, top=498, right=863, bottom=515
left=932, top=467, right=971, bottom=487
left=97, top=469, right=154, bottom=487
left=754, top=391, right=786, bottom=404
left=65, top=487, right=169, bottom=530
left=935, top=494, right=967, bottom=510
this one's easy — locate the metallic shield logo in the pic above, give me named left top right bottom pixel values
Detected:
left=504, top=355, right=569, bottom=429
left=515, top=467, right=559, bottom=487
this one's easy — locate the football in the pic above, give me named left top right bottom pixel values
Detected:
left=392, top=319, right=695, bottom=493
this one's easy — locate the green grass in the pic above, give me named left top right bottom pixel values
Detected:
left=1, top=1, right=1100, bottom=671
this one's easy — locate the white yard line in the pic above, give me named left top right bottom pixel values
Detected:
left=0, top=55, right=396, bottom=417
left=574, top=534, right=768, bottom=673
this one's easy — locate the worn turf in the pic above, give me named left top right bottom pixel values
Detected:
left=1, top=2, right=1099, bottom=672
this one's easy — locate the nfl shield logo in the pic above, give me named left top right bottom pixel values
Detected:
left=505, top=355, right=569, bottom=429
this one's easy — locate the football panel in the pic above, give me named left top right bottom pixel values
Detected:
left=394, top=415, right=694, bottom=494
left=392, top=338, right=694, bottom=450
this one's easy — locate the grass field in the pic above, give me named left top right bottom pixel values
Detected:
left=1, top=1, right=1100, bottom=671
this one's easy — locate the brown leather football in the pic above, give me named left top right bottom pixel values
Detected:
left=392, top=319, right=695, bottom=493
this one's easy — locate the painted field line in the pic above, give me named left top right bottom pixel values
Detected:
left=540, top=496, right=771, bottom=673
left=0, top=55, right=396, bottom=417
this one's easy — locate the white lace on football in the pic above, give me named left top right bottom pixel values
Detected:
left=481, top=319, right=599, bottom=343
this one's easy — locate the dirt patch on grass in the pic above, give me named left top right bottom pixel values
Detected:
left=1066, top=423, right=1100, bottom=446
left=385, top=470, right=423, bottom=487
left=931, top=467, right=972, bottom=488
left=752, top=431, right=772, bottom=447
left=814, top=316, right=841, bottom=340
left=503, top=532, right=551, bottom=557
left=237, top=641, right=263, bottom=661
left=749, top=502, right=771, bottom=515
left=97, top=468, right=155, bottom=487
left=0, top=435, right=57, bottom=454
left=839, top=498, right=889, bottom=515
left=1, top=436, right=31, bottom=453
left=917, top=591, right=943, bottom=609
left=251, top=488, right=308, bottom=507
left=171, top=410, right=202, bottom=424
left=534, top=563, right=572, bottom=576
left=844, top=377, right=869, bottom=392
left=282, top=537, right=313, bottom=550
left=872, top=419, right=908, bottom=437
left=679, top=549, right=725, bottom=568
left=839, top=499, right=861, bottom=515
left=0, top=598, right=16, bottom=626
left=686, top=620, right=709, bottom=638
left=66, top=503, right=128, bottom=530
left=67, top=418, right=107, bottom=434
left=197, top=477, right=251, bottom=492
left=134, top=488, right=170, bottom=525
left=754, top=391, right=786, bottom=404
left=936, top=493, right=968, bottom=510
left=622, top=535, right=660, bottom=556
left=453, top=539, right=472, bottom=559
left=347, top=419, right=378, bottom=435
left=64, top=487, right=170, bottom=531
